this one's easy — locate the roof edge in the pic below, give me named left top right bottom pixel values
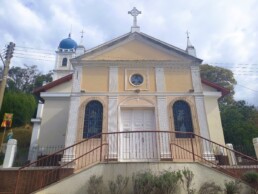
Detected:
left=33, top=74, right=73, bottom=95
left=201, top=79, right=230, bottom=97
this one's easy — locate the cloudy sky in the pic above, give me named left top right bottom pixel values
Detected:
left=0, top=0, right=258, bottom=105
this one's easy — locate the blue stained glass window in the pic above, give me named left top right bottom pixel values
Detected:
left=83, top=100, right=103, bottom=138
left=173, top=100, right=194, bottom=138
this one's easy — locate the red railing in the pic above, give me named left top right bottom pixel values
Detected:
left=13, top=131, right=258, bottom=194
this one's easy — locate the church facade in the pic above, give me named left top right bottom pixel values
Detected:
left=29, top=11, right=229, bottom=162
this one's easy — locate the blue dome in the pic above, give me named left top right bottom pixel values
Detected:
left=58, top=34, right=77, bottom=49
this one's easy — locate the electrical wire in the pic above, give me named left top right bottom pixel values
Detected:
left=15, top=45, right=55, bottom=53
left=13, top=56, right=55, bottom=62
left=235, top=84, right=258, bottom=93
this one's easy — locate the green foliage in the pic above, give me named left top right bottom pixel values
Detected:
left=7, top=64, right=53, bottom=93
left=200, top=64, right=236, bottom=105
left=155, top=170, right=182, bottom=194
left=132, top=171, right=156, bottom=194
left=87, top=175, right=104, bottom=194
left=224, top=180, right=242, bottom=194
left=0, top=152, right=4, bottom=165
left=181, top=168, right=195, bottom=194
left=0, top=91, right=37, bottom=127
left=220, top=101, right=258, bottom=149
left=132, top=170, right=182, bottom=194
left=198, top=182, right=223, bottom=194
left=108, top=174, right=129, bottom=194
left=242, top=171, right=258, bottom=185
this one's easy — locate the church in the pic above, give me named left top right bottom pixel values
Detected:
left=29, top=7, right=229, bottom=163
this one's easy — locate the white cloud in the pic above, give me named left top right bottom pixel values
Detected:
left=0, top=0, right=258, bottom=105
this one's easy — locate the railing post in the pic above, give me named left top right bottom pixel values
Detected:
left=100, top=133, right=103, bottom=162
left=190, top=133, right=195, bottom=161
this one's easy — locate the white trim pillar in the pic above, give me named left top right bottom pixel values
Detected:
left=28, top=103, right=44, bottom=161
left=195, top=95, right=213, bottom=159
left=253, top=138, right=258, bottom=160
left=191, top=66, right=202, bottom=93
left=155, top=67, right=165, bottom=92
left=157, top=96, right=170, bottom=159
left=108, top=66, right=118, bottom=159
left=108, top=96, right=118, bottom=159
left=62, top=66, right=82, bottom=162
left=191, top=65, right=213, bottom=159
left=3, top=139, right=17, bottom=168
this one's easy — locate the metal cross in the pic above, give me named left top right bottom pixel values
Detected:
left=80, top=30, right=84, bottom=39
left=186, top=30, right=190, bottom=39
left=128, top=7, right=141, bottom=27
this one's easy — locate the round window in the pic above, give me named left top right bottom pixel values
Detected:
left=130, top=74, right=144, bottom=86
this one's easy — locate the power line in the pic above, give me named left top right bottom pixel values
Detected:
left=14, top=52, right=55, bottom=59
left=235, top=84, right=258, bottom=93
left=15, top=45, right=55, bottom=53
left=13, top=56, right=55, bottom=62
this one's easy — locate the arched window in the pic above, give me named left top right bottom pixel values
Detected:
left=173, top=100, right=194, bottom=138
left=62, top=58, right=68, bottom=66
left=83, top=100, right=103, bottom=138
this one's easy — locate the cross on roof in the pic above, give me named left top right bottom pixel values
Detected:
left=128, top=7, right=141, bottom=27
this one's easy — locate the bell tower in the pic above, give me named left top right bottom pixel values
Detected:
left=53, top=34, right=78, bottom=80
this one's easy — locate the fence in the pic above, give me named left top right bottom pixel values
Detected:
left=13, top=131, right=258, bottom=194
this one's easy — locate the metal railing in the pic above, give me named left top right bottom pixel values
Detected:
left=13, top=131, right=258, bottom=194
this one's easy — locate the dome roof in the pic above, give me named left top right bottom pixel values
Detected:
left=58, top=34, right=77, bottom=49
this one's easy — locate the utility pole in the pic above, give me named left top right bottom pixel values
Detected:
left=0, top=42, right=15, bottom=111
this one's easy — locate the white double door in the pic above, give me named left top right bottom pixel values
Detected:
left=120, top=108, right=157, bottom=161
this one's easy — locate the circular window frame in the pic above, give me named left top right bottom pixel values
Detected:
left=129, top=73, right=144, bottom=86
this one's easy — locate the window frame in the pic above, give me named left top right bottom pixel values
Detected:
left=83, top=100, right=103, bottom=139
left=172, top=100, right=194, bottom=138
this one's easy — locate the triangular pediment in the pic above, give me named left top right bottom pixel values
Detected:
left=74, top=32, right=202, bottom=62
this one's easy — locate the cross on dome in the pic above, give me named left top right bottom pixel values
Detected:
left=80, top=29, right=84, bottom=44
left=128, top=7, right=141, bottom=32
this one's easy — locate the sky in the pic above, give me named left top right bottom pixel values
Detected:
left=0, top=0, right=258, bottom=105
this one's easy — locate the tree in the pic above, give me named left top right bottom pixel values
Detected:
left=200, top=64, right=237, bottom=105
left=0, top=91, right=37, bottom=127
left=220, top=101, right=258, bottom=152
left=7, top=65, right=53, bottom=93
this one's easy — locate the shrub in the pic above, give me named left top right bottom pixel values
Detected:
left=87, top=175, right=104, bottom=194
left=132, top=171, right=156, bottom=194
left=181, top=168, right=195, bottom=194
left=224, top=180, right=242, bottom=194
left=198, top=181, right=223, bottom=194
left=155, top=170, right=182, bottom=194
left=242, top=171, right=258, bottom=185
left=108, top=174, right=129, bottom=194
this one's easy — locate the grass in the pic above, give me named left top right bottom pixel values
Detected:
left=0, top=124, right=32, bottom=146
left=0, top=125, right=32, bottom=165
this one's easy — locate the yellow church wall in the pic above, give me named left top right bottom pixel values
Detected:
left=81, top=67, right=108, bottom=92
left=47, top=80, right=72, bottom=92
left=87, top=40, right=180, bottom=61
left=164, top=69, right=193, bottom=92
left=204, top=96, right=226, bottom=146
left=39, top=98, right=70, bottom=146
